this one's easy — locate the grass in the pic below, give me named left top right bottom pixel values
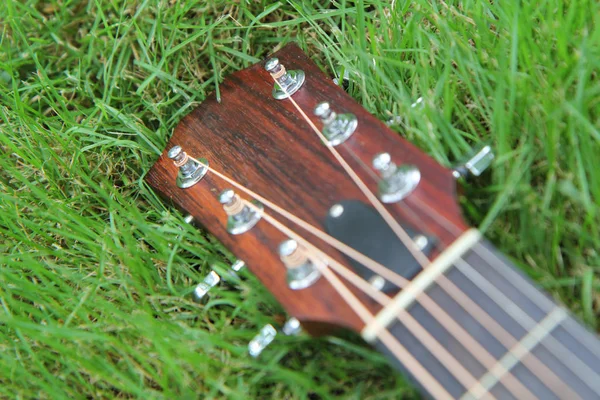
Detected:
left=0, top=0, right=598, bottom=398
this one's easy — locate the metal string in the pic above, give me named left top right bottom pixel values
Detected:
left=336, top=147, right=582, bottom=398
left=271, top=68, right=599, bottom=395
left=187, top=152, right=569, bottom=399
left=168, top=67, right=593, bottom=397
left=185, top=153, right=488, bottom=398
left=268, top=76, right=557, bottom=398
left=245, top=200, right=539, bottom=400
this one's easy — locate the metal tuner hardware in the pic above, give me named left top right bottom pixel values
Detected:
left=192, top=271, right=221, bottom=303
left=281, top=317, right=302, bottom=336
left=168, top=145, right=209, bottom=189
left=248, top=324, right=277, bottom=358
left=313, top=101, right=357, bottom=146
left=264, top=57, right=305, bottom=100
left=230, top=259, right=246, bottom=272
left=278, top=239, right=321, bottom=290
left=248, top=318, right=303, bottom=357
left=219, top=189, right=263, bottom=235
left=372, top=152, right=420, bottom=203
left=452, top=144, right=495, bottom=178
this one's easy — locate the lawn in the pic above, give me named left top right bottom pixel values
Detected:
left=0, top=0, right=598, bottom=398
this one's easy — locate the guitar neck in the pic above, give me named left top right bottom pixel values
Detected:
left=374, top=237, right=600, bottom=399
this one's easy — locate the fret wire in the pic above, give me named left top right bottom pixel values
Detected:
left=474, top=241, right=600, bottom=362
left=385, top=186, right=596, bottom=397
left=460, top=308, right=568, bottom=400
left=453, top=256, right=600, bottom=395
left=378, top=178, right=593, bottom=398
left=433, top=271, right=582, bottom=400
left=558, top=317, right=600, bottom=368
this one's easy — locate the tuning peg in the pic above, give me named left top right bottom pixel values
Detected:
left=278, top=239, right=321, bottom=290
left=230, top=259, right=246, bottom=272
left=264, top=57, right=306, bottom=100
left=452, top=144, right=494, bottom=178
left=281, top=317, right=302, bottom=336
left=372, top=152, right=420, bottom=203
left=313, top=102, right=357, bottom=146
left=332, top=67, right=350, bottom=89
left=192, top=271, right=221, bottom=303
left=411, top=96, right=425, bottom=110
left=248, top=324, right=277, bottom=357
left=218, top=189, right=263, bottom=235
left=167, top=145, right=209, bottom=189
left=247, top=318, right=303, bottom=358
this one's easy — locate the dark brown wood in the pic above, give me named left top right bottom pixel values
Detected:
left=145, top=43, right=468, bottom=335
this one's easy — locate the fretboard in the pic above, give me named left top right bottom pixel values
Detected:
left=373, top=238, right=600, bottom=399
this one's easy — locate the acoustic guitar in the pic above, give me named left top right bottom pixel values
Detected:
left=146, top=44, right=600, bottom=399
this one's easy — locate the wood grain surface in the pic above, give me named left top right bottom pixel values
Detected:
left=146, top=43, right=469, bottom=335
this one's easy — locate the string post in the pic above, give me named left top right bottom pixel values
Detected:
left=313, top=101, right=357, bottom=146
left=218, top=189, right=263, bottom=235
left=168, top=145, right=208, bottom=189
left=278, top=239, right=321, bottom=290
left=265, top=57, right=305, bottom=100
left=372, top=152, right=420, bottom=203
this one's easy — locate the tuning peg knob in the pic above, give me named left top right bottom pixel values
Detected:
left=281, top=317, right=302, bottom=336
left=313, top=101, right=357, bottom=146
left=247, top=318, right=303, bottom=358
left=332, top=67, right=350, bottom=88
left=372, top=153, right=420, bottom=203
left=219, top=189, right=263, bottom=235
left=265, top=57, right=305, bottom=100
left=168, top=145, right=209, bottom=189
left=231, top=259, right=246, bottom=272
left=248, top=324, right=277, bottom=358
left=452, top=144, right=495, bottom=178
left=278, top=239, right=321, bottom=290
left=192, top=271, right=221, bottom=303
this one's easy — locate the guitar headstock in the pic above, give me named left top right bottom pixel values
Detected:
left=146, top=43, right=471, bottom=336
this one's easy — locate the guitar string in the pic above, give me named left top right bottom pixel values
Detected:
left=337, top=146, right=583, bottom=398
left=410, top=198, right=600, bottom=393
left=381, top=170, right=600, bottom=395
left=245, top=200, right=540, bottom=400
left=251, top=205, right=454, bottom=399
left=184, top=77, right=571, bottom=396
left=456, top=251, right=600, bottom=395
left=183, top=152, right=491, bottom=398
left=187, top=153, right=567, bottom=399
left=296, top=234, right=455, bottom=399
left=339, top=141, right=596, bottom=397
left=177, top=77, right=585, bottom=396
left=371, top=166, right=600, bottom=392
left=268, top=79, right=563, bottom=397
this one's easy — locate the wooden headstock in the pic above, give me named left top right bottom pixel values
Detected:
left=145, top=43, right=468, bottom=336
